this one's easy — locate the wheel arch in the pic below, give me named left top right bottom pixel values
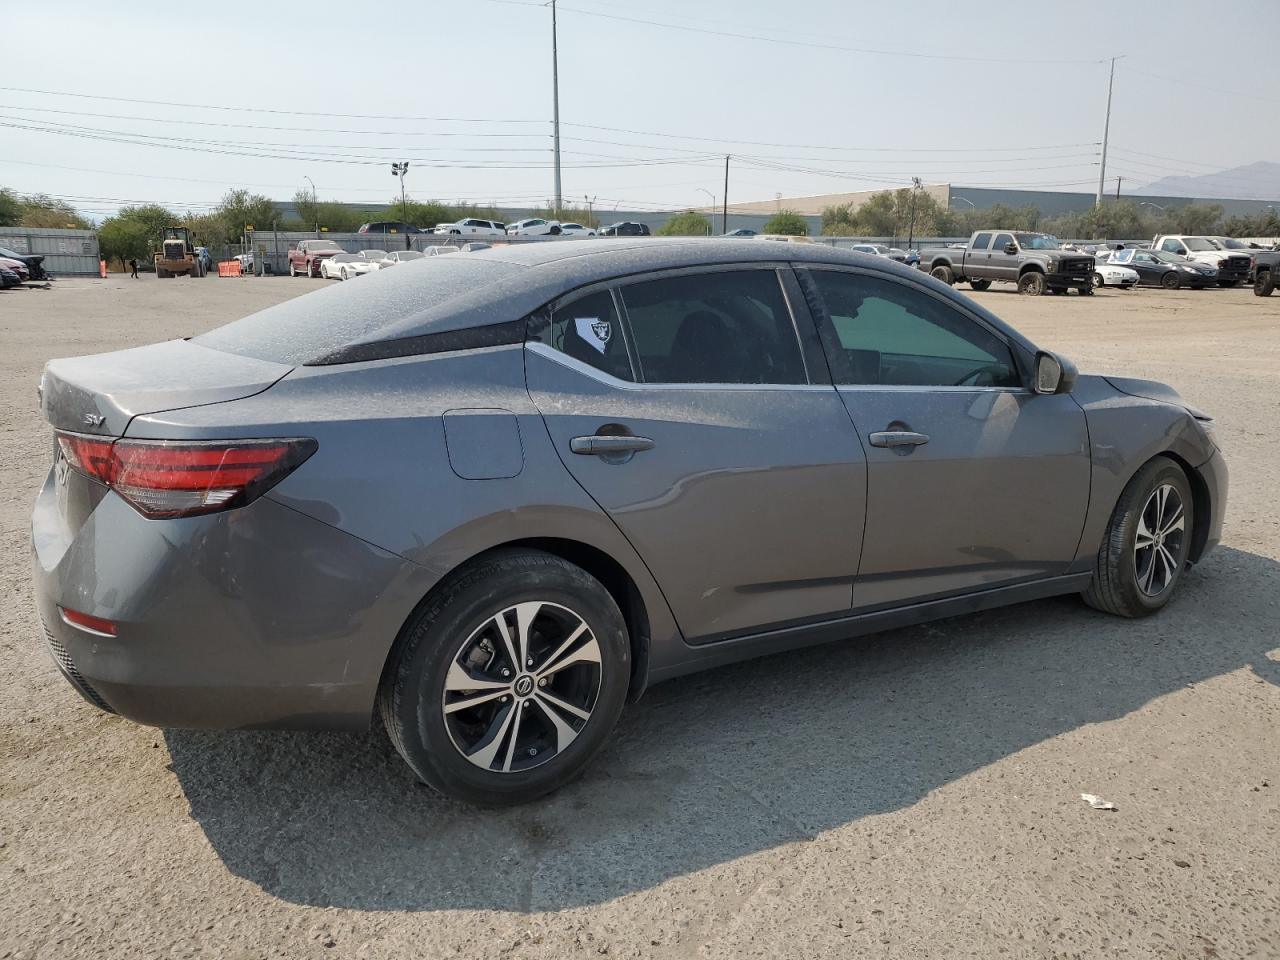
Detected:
left=1158, top=449, right=1213, bottom=563
left=1018, top=262, right=1045, bottom=275
left=380, top=536, right=655, bottom=707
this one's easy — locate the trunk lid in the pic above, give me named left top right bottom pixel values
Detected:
left=40, top=339, right=292, bottom=437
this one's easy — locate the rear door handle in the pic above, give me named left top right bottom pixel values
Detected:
left=570, top=435, right=656, bottom=455
left=868, top=430, right=929, bottom=448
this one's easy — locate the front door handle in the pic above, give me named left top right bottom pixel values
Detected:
left=570, top=434, right=656, bottom=456
left=869, top=430, right=929, bottom=448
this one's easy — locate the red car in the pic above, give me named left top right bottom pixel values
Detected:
left=0, top=256, right=30, bottom=283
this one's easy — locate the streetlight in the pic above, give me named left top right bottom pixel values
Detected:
left=303, top=176, right=318, bottom=234
left=697, top=189, right=716, bottom=234
left=952, top=195, right=975, bottom=209
left=1138, top=201, right=1166, bottom=214
left=391, top=162, right=410, bottom=247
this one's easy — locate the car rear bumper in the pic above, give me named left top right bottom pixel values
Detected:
left=31, top=471, right=422, bottom=730
left=1193, top=448, right=1227, bottom=562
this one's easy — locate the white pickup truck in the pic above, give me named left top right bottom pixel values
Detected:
left=1151, top=235, right=1252, bottom=287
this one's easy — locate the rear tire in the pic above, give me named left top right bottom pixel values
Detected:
left=1017, top=271, right=1046, bottom=296
left=968, top=278, right=991, bottom=291
left=930, top=265, right=954, bottom=285
left=1255, top=270, right=1275, bottom=297
left=289, top=262, right=298, bottom=277
left=1083, top=456, right=1194, bottom=618
left=378, top=549, right=630, bottom=805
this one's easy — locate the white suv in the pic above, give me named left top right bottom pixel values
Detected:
left=558, top=222, right=596, bottom=238
left=435, top=218, right=507, bottom=239
left=507, top=218, right=562, bottom=237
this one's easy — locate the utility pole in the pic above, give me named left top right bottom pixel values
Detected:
left=1096, top=56, right=1119, bottom=208
left=722, top=155, right=729, bottom=235
left=551, top=0, right=562, bottom=216
left=1115, top=176, right=1122, bottom=201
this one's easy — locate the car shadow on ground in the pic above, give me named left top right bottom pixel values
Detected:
left=166, top=545, right=1278, bottom=912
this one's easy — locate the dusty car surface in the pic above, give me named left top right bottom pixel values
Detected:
left=32, top=240, right=1227, bottom=804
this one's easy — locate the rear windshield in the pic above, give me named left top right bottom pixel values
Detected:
left=196, top=257, right=522, bottom=364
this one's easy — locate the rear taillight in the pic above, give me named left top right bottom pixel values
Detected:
left=56, top=432, right=316, bottom=519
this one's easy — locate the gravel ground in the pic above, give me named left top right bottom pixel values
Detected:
left=2, top=275, right=1278, bottom=959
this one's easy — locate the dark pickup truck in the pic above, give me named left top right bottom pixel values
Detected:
left=919, top=231, right=1095, bottom=296
left=1254, top=244, right=1279, bottom=296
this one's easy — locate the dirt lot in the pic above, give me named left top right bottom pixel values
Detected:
left=2, top=275, right=1278, bottom=959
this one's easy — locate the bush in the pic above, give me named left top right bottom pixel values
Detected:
left=657, top=210, right=712, bottom=236
left=762, top=210, right=808, bottom=236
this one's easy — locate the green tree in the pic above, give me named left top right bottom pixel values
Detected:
left=17, top=194, right=91, bottom=229
left=210, top=189, right=279, bottom=243
left=762, top=210, right=808, bottom=236
left=0, top=187, right=21, bottom=226
left=657, top=210, right=712, bottom=236
left=97, top=204, right=175, bottom=269
left=820, top=203, right=859, bottom=236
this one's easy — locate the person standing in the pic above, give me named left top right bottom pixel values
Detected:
left=128, top=258, right=139, bottom=279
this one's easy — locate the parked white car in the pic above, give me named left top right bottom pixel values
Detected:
left=1091, top=259, right=1140, bottom=289
left=377, top=250, right=426, bottom=268
left=558, top=222, right=596, bottom=238
left=321, top=253, right=378, bottom=280
left=359, top=250, right=389, bottom=266
left=233, top=252, right=254, bottom=272
left=507, top=218, right=562, bottom=237
left=434, top=218, right=507, bottom=238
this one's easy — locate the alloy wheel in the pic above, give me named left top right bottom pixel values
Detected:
left=1134, top=483, right=1186, bottom=597
left=441, top=601, right=602, bottom=773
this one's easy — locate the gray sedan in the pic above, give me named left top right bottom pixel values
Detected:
left=32, top=240, right=1227, bottom=804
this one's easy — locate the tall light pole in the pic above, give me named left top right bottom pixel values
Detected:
left=1096, top=56, right=1120, bottom=208
left=722, top=155, right=730, bottom=235
left=303, top=176, right=318, bottom=233
left=697, top=188, right=716, bottom=234
left=391, top=162, right=410, bottom=245
left=550, top=0, right=563, bottom=216
left=1139, top=201, right=1166, bottom=214
left=953, top=195, right=975, bottom=209
left=907, top=177, right=923, bottom=249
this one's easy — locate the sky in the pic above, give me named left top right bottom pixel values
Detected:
left=3, top=0, right=1277, bottom=221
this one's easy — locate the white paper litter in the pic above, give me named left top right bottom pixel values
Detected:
left=1080, top=793, right=1118, bottom=811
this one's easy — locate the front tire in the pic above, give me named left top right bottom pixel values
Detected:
left=1092, top=272, right=1106, bottom=289
left=1017, top=271, right=1045, bottom=296
left=1083, top=456, right=1194, bottom=618
left=1255, top=270, right=1275, bottom=297
left=378, top=550, right=630, bottom=805
left=1161, top=271, right=1181, bottom=289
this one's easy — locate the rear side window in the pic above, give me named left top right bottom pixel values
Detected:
left=530, top=289, right=634, bottom=381
left=619, top=270, right=806, bottom=385
left=196, top=257, right=521, bottom=364
left=810, top=271, right=1019, bottom=388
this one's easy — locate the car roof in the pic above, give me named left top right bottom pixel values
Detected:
left=200, top=237, right=1035, bottom=365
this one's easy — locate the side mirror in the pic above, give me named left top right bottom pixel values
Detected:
left=1003, top=242, right=1018, bottom=255
left=1034, top=351, right=1077, bottom=395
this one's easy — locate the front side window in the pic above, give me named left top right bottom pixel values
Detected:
left=971, top=232, right=993, bottom=251
left=619, top=270, right=807, bottom=385
left=992, top=233, right=1015, bottom=252
left=810, top=271, right=1020, bottom=389
left=530, top=289, right=633, bottom=381
left=1160, top=239, right=1186, bottom=253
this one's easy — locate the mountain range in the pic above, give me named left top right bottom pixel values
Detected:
left=1130, top=161, right=1280, bottom=201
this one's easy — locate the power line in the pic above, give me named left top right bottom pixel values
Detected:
left=483, top=0, right=1103, bottom=64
